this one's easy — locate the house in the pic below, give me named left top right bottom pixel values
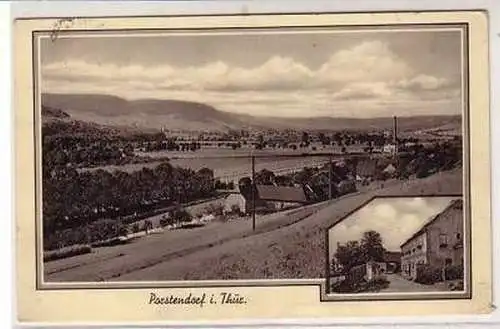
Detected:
left=346, top=261, right=387, bottom=283
left=384, top=251, right=402, bottom=273
left=235, top=185, right=311, bottom=214
left=336, top=179, right=357, bottom=196
left=355, top=160, right=378, bottom=180
left=330, top=249, right=401, bottom=285
left=254, top=184, right=310, bottom=211
left=400, top=199, right=464, bottom=280
left=383, top=143, right=398, bottom=155
left=224, top=193, right=247, bottom=214
left=382, top=163, right=397, bottom=177
left=307, top=166, right=356, bottom=200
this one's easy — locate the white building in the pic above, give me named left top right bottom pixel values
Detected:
left=383, top=143, right=397, bottom=154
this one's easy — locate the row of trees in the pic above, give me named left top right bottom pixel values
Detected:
left=43, top=161, right=216, bottom=249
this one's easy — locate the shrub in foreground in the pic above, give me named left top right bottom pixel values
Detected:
left=172, top=208, right=192, bottom=223
left=415, top=265, right=442, bottom=285
left=445, top=264, right=464, bottom=281
left=43, top=244, right=92, bottom=262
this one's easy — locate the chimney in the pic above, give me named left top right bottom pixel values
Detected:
left=393, top=116, right=398, bottom=157
left=393, top=116, right=398, bottom=144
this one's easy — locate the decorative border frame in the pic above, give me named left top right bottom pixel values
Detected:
left=14, top=11, right=491, bottom=323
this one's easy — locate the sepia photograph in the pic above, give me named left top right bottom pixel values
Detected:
left=13, top=10, right=492, bottom=323
left=327, top=196, right=465, bottom=297
left=38, top=26, right=467, bottom=287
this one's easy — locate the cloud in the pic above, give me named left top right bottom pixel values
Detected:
left=41, top=40, right=461, bottom=118
left=317, top=40, right=413, bottom=84
left=395, top=74, right=454, bottom=92
left=331, top=82, right=395, bottom=100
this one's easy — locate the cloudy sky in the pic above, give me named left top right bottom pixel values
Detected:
left=328, top=197, right=458, bottom=255
left=40, top=29, right=463, bottom=118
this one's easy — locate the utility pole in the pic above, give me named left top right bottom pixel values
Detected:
left=251, top=155, right=256, bottom=231
left=328, top=153, right=333, bottom=200
left=393, top=116, right=398, bottom=158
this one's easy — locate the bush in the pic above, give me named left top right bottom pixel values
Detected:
left=331, top=279, right=357, bottom=293
left=87, top=219, right=124, bottom=243
left=43, top=244, right=92, bottom=262
left=159, top=216, right=170, bottom=227
left=445, top=264, right=464, bottom=281
left=172, top=208, right=192, bottom=223
left=416, top=168, right=431, bottom=178
left=203, top=203, right=224, bottom=216
left=362, top=277, right=390, bottom=292
left=90, top=237, right=127, bottom=248
left=230, top=204, right=241, bottom=214
left=415, top=265, right=442, bottom=285
left=143, top=219, right=153, bottom=232
left=345, top=264, right=366, bottom=285
left=450, top=280, right=464, bottom=291
left=117, top=223, right=129, bottom=237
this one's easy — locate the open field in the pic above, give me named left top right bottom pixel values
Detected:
left=134, top=143, right=369, bottom=159
left=79, top=153, right=334, bottom=182
left=44, top=167, right=462, bottom=282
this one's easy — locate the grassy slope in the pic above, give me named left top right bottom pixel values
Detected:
left=45, top=169, right=462, bottom=282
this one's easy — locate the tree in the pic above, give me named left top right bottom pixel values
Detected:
left=257, top=135, right=265, bottom=149
left=360, top=230, right=385, bottom=262
left=238, top=177, right=254, bottom=200
left=172, top=208, right=192, bottom=223
left=334, top=240, right=364, bottom=273
left=143, top=219, right=153, bottom=234
left=334, top=230, right=386, bottom=273
left=254, top=169, right=276, bottom=185
left=293, top=167, right=315, bottom=185
left=301, top=132, right=310, bottom=146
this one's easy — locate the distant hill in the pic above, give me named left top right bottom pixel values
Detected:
left=41, top=105, right=71, bottom=119
left=42, top=93, right=461, bottom=133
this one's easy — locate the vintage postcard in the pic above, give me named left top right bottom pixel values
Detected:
left=14, top=11, right=491, bottom=324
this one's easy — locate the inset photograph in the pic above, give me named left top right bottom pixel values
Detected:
left=327, top=196, right=466, bottom=298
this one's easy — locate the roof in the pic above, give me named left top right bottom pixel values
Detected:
left=356, top=160, right=377, bottom=177
left=400, top=199, right=463, bottom=248
left=384, top=251, right=402, bottom=263
left=255, top=185, right=309, bottom=203
left=383, top=164, right=396, bottom=173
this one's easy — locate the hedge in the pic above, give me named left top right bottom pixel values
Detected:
left=445, top=264, right=464, bottom=281
left=415, top=264, right=442, bottom=285
left=44, top=244, right=92, bottom=262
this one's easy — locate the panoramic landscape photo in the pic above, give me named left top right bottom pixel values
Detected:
left=39, top=28, right=465, bottom=284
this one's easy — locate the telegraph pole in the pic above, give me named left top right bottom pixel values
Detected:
left=251, top=155, right=256, bottom=231
left=328, top=153, right=333, bottom=200
left=393, top=115, right=398, bottom=159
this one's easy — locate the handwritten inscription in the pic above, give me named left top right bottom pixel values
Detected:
left=148, top=292, right=247, bottom=307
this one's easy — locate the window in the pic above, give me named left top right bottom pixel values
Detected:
left=439, top=234, right=448, bottom=247
left=445, top=258, right=452, bottom=266
left=456, top=233, right=462, bottom=240
left=417, top=245, right=422, bottom=250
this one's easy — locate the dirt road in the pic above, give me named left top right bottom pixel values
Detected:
left=383, top=274, right=449, bottom=292
left=44, top=201, right=331, bottom=282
